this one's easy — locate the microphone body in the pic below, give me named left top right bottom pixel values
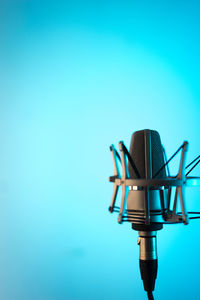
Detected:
left=127, top=129, right=167, bottom=225
left=127, top=130, right=166, bottom=297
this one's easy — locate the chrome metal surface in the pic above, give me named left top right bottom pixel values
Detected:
left=138, top=232, right=157, bottom=260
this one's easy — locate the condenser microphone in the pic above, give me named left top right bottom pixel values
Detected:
left=108, top=129, right=200, bottom=300
left=128, top=130, right=165, bottom=297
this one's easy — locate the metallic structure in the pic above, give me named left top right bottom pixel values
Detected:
left=109, top=140, right=200, bottom=225
left=108, top=129, right=200, bottom=300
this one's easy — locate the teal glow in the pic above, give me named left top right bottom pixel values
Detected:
left=1, top=1, right=200, bottom=299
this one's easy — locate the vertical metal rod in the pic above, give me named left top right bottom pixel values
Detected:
left=109, top=145, right=120, bottom=212
left=172, top=188, right=178, bottom=216
left=178, top=186, right=188, bottom=224
left=144, top=130, right=152, bottom=224
left=110, top=144, right=120, bottom=177
left=118, top=141, right=128, bottom=223
left=178, top=141, right=189, bottom=178
left=159, top=189, right=166, bottom=220
left=167, top=188, right=171, bottom=211
left=109, top=184, right=119, bottom=213
left=177, top=141, right=189, bottom=224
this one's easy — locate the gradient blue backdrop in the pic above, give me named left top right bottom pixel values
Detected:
left=1, top=1, right=200, bottom=299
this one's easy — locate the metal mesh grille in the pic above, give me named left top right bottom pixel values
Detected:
left=128, top=129, right=166, bottom=179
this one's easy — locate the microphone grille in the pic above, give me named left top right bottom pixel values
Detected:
left=128, top=129, right=166, bottom=179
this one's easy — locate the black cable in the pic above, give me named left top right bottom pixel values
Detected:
left=153, top=144, right=184, bottom=178
left=147, top=291, right=154, bottom=300
left=186, top=159, right=200, bottom=176
left=162, top=146, right=170, bottom=176
left=186, top=155, right=200, bottom=169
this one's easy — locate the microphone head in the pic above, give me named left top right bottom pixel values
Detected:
left=128, top=129, right=166, bottom=179
left=127, top=129, right=167, bottom=227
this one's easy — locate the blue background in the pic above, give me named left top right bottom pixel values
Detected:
left=1, top=1, right=200, bottom=299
